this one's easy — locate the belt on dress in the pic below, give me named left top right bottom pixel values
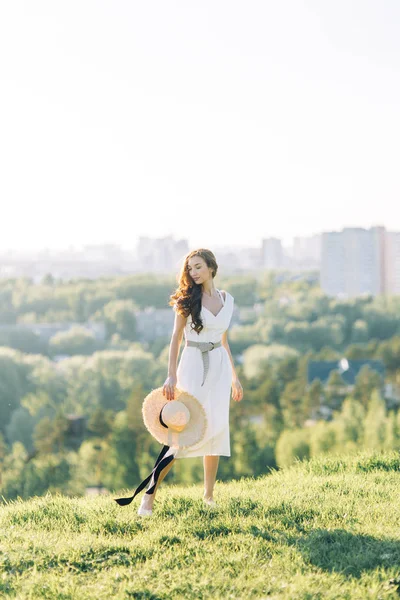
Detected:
left=185, top=340, right=222, bottom=386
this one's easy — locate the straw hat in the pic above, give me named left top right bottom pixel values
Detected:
left=142, top=386, right=207, bottom=449
left=114, top=386, right=207, bottom=507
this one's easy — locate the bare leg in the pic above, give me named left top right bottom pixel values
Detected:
left=203, top=455, right=220, bottom=500
left=140, top=458, right=176, bottom=509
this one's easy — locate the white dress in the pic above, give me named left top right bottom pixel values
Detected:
left=174, top=289, right=235, bottom=458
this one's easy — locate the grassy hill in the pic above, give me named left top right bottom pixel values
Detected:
left=1, top=451, right=400, bottom=599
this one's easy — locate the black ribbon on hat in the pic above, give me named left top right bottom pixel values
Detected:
left=114, top=405, right=178, bottom=506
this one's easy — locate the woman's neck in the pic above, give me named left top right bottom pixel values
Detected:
left=202, top=282, right=217, bottom=296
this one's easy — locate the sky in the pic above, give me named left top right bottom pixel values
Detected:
left=1, top=0, right=399, bottom=253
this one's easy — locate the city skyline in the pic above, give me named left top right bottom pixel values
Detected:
left=2, top=224, right=400, bottom=293
left=1, top=1, right=399, bottom=252
left=0, top=223, right=393, bottom=255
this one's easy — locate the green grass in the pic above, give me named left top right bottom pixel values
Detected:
left=2, top=451, right=400, bottom=599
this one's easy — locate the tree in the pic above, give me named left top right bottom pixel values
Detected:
left=242, top=344, right=299, bottom=381
left=0, top=433, right=7, bottom=486
left=33, top=411, right=69, bottom=454
left=325, top=370, right=348, bottom=411
left=105, top=411, right=141, bottom=490
left=377, top=336, right=400, bottom=373
left=87, top=407, right=114, bottom=438
left=49, top=326, right=98, bottom=356
left=334, top=397, right=365, bottom=451
left=363, top=390, right=387, bottom=450
left=280, top=381, right=307, bottom=429
left=219, top=277, right=258, bottom=306
left=302, top=379, right=325, bottom=419
left=384, top=410, right=398, bottom=451
left=350, top=320, right=369, bottom=344
left=309, top=421, right=337, bottom=457
left=353, top=365, right=384, bottom=409
left=5, top=406, right=35, bottom=453
left=0, top=350, right=26, bottom=435
left=364, top=308, right=400, bottom=341
left=275, top=428, right=310, bottom=468
left=100, top=299, right=138, bottom=342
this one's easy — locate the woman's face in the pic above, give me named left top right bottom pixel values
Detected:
left=187, top=255, right=212, bottom=285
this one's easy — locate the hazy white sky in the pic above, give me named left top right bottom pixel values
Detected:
left=1, top=1, right=399, bottom=252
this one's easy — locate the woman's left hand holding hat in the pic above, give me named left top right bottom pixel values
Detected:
left=163, top=374, right=177, bottom=400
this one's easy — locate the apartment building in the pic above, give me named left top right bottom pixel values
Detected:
left=136, top=236, right=189, bottom=272
left=320, top=226, right=394, bottom=297
left=384, top=231, right=400, bottom=295
left=261, top=237, right=284, bottom=269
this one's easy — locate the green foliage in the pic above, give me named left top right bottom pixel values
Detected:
left=33, top=412, right=69, bottom=455
left=309, top=421, right=337, bottom=457
left=363, top=389, right=387, bottom=449
left=2, top=274, right=400, bottom=502
left=377, top=335, right=400, bottom=372
left=283, top=315, right=346, bottom=351
left=242, top=343, right=299, bottom=380
left=277, top=388, right=400, bottom=469
left=231, top=422, right=276, bottom=477
left=353, top=365, right=384, bottom=408
left=1, top=444, right=76, bottom=499
left=96, top=299, right=138, bottom=342
left=0, top=349, right=30, bottom=435
left=111, top=275, right=176, bottom=309
left=363, top=306, right=400, bottom=340
left=61, top=348, right=158, bottom=414
left=87, top=408, right=114, bottom=439
left=280, top=381, right=306, bottom=429
left=350, top=319, right=369, bottom=344
left=0, top=433, right=6, bottom=481
left=302, top=378, right=325, bottom=417
left=325, top=370, right=348, bottom=410
left=5, top=406, right=35, bottom=452
left=275, top=428, right=310, bottom=468
left=104, top=411, right=141, bottom=490
left=334, top=397, right=365, bottom=447
left=49, top=326, right=99, bottom=356
left=0, top=327, right=47, bottom=354
left=219, top=277, right=258, bottom=306
left=228, top=323, right=262, bottom=355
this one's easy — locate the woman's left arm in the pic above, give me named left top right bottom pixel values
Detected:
left=221, top=330, right=243, bottom=402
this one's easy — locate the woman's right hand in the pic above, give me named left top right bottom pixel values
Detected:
left=163, top=375, right=177, bottom=401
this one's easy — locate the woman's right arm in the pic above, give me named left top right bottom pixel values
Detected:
left=162, top=311, right=187, bottom=401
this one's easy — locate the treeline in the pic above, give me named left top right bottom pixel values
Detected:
left=1, top=272, right=400, bottom=500
left=276, top=391, right=400, bottom=468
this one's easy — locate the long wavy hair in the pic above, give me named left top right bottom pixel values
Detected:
left=169, top=248, right=218, bottom=334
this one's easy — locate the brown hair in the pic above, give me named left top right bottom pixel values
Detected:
left=169, top=248, right=218, bottom=334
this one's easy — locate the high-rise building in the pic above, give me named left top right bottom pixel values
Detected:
left=292, top=234, right=322, bottom=263
left=136, top=236, right=189, bottom=272
left=321, top=226, right=387, bottom=297
left=384, top=231, right=400, bottom=295
left=261, top=237, right=283, bottom=269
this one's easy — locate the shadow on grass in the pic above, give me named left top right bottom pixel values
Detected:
left=294, top=528, right=400, bottom=578
left=246, top=505, right=400, bottom=582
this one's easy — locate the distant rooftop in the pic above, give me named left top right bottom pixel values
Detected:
left=307, top=359, right=385, bottom=385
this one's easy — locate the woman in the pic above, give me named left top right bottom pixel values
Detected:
left=138, top=248, right=243, bottom=515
